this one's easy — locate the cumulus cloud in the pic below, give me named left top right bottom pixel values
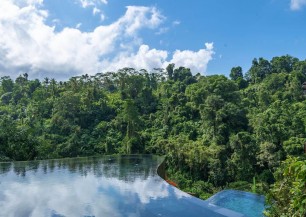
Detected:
left=0, top=1, right=165, bottom=79
left=122, top=6, right=164, bottom=36
left=102, top=44, right=168, bottom=72
left=0, top=0, right=214, bottom=80
left=10, top=0, right=43, bottom=7
left=103, top=43, right=215, bottom=75
left=290, top=0, right=306, bottom=10
left=79, top=0, right=107, bottom=8
left=169, top=43, right=214, bottom=74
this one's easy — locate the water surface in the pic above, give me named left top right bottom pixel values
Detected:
left=0, top=155, right=243, bottom=217
left=206, top=190, right=265, bottom=217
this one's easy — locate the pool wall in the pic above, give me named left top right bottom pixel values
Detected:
left=156, top=157, right=247, bottom=217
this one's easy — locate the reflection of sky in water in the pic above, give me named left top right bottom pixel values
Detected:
left=0, top=156, right=241, bottom=217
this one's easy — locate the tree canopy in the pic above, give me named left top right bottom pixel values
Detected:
left=0, top=55, right=306, bottom=216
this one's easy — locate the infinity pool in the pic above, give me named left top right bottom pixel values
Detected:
left=206, top=190, right=265, bottom=217
left=0, top=155, right=249, bottom=217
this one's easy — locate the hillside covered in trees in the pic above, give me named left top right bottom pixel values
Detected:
left=1, top=55, right=306, bottom=216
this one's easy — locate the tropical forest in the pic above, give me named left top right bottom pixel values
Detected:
left=0, top=55, right=306, bottom=216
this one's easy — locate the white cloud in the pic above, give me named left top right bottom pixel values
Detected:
left=11, top=0, right=43, bottom=7
left=0, top=1, right=166, bottom=79
left=121, top=6, right=164, bottom=36
left=168, top=43, right=214, bottom=74
left=52, top=18, right=60, bottom=24
left=155, top=27, right=169, bottom=35
left=100, top=13, right=106, bottom=22
left=290, top=0, right=306, bottom=10
left=0, top=0, right=214, bottom=80
left=102, top=43, right=215, bottom=75
left=79, top=0, right=107, bottom=8
left=102, top=44, right=168, bottom=71
left=172, top=20, right=180, bottom=26
left=92, top=6, right=106, bottom=22
left=75, top=23, right=82, bottom=28
left=92, top=6, right=101, bottom=15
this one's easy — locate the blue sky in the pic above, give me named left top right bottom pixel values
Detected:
left=0, top=0, right=305, bottom=80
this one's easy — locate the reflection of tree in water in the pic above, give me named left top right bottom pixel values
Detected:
left=12, top=161, right=40, bottom=177
left=0, top=155, right=163, bottom=182
left=0, top=162, right=11, bottom=174
left=13, top=165, right=26, bottom=177
left=116, top=155, right=159, bottom=182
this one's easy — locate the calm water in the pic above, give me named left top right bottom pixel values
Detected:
left=206, top=190, right=265, bottom=217
left=0, top=155, right=244, bottom=217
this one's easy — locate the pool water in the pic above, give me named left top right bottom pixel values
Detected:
left=0, top=155, right=245, bottom=217
left=206, top=190, right=265, bottom=217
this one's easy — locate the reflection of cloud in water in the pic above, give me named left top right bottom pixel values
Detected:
left=0, top=177, right=119, bottom=217
left=104, top=177, right=170, bottom=204
left=0, top=173, right=185, bottom=217
left=0, top=156, right=194, bottom=217
left=172, top=186, right=190, bottom=199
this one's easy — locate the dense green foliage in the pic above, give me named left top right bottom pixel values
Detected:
left=265, top=157, right=306, bottom=217
left=1, top=55, right=306, bottom=215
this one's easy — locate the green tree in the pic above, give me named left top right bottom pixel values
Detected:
left=166, top=63, right=175, bottom=80
left=228, top=132, right=257, bottom=181
left=265, top=157, right=306, bottom=217
left=122, top=99, right=142, bottom=154
left=230, top=66, right=243, bottom=81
